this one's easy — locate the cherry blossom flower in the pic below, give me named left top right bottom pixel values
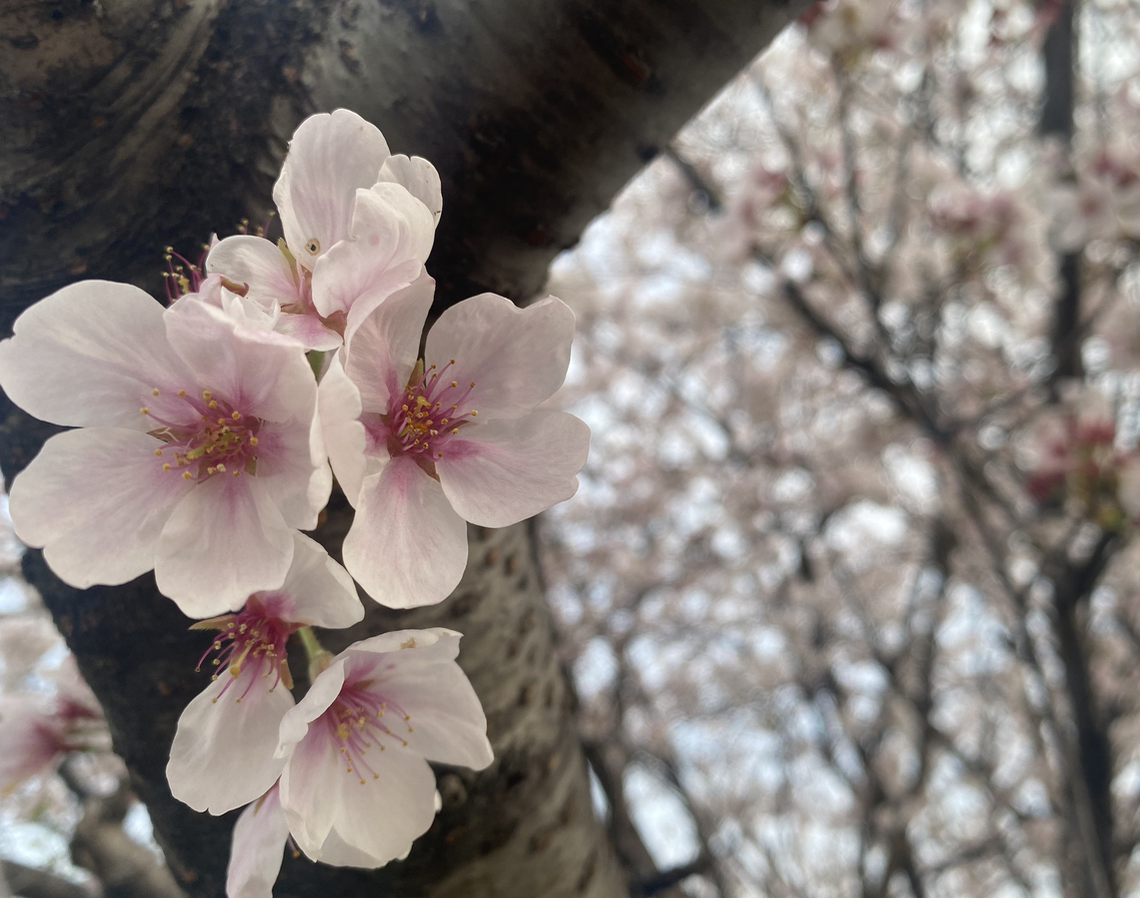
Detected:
left=206, top=109, right=441, bottom=349
left=0, top=658, right=105, bottom=793
left=275, top=629, right=491, bottom=866
left=166, top=533, right=362, bottom=815
left=318, top=279, right=590, bottom=607
left=227, top=785, right=292, bottom=898
left=0, top=282, right=329, bottom=617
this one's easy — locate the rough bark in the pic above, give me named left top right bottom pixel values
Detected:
left=0, top=1, right=808, bottom=896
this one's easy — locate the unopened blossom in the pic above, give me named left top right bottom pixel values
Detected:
left=207, top=109, right=440, bottom=348
left=0, top=282, right=329, bottom=617
left=167, top=533, right=362, bottom=815
left=276, top=629, right=491, bottom=866
left=319, top=279, right=591, bottom=607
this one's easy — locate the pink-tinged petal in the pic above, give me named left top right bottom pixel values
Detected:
left=276, top=311, right=344, bottom=352
left=347, top=630, right=492, bottom=770
left=378, top=155, right=443, bottom=225
left=9, top=428, right=193, bottom=588
left=226, top=787, right=290, bottom=898
left=0, top=281, right=193, bottom=429
left=274, top=109, right=391, bottom=269
left=343, top=457, right=468, bottom=609
left=253, top=412, right=330, bottom=532
left=437, top=411, right=590, bottom=528
left=206, top=236, right=302, bottom=308
left=271, top=533, right=362, bottom=629
left=277, top=658, right=349, bottom=759
left=317, top=356, right=369, bottom=507
left=163, top=296, right=317, bottom=424
left=343, top=274, right=435, bottom=413
left=167, top=668, right=292, bottom=815
left=310, top=183, right=435, bottom=320
left=424, top=295, right=575, bottom=419
left=156, top=475, right=293, bottom=618
left=327, top=747, right=437, bottom=865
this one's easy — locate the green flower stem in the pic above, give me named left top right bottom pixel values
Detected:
left=297, top=625, right=334, bottom=682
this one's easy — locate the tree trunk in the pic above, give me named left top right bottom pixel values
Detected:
left=0, top=1, right=809, bottom=896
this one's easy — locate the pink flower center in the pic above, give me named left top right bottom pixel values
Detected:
left=193, top=598, right=293, bottom=701
left=142, top=388, right=262, bottom=482
left=323, top=681, right=413, bottom=786
left=387, top=359, right=478, bottom=462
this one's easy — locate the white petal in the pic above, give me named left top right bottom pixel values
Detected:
left=226, top=787, right=290, bottom=898
left=206, top=236, right=301, bottom=308
left=343, top=274, right=435, bottom=413
left=9, top=428, right=193, bottom=588
left=348, top=630, right=492, bottom=770
left=437, top=411, right=590, bottom=528
left=310, top=183, right=435, bottom=320
left=163, top=296, right=317, bottom=424
left=155, top=475, right=294, bottom=617
left=326, top=747, right=438, bottom=866
left=271, top=533, right=362, bottom=629
left=167, top=668, right=292, bottom=815
left=311, top=827, right=390, bottom=868
left=277, top=660, right=349, bottom=853
left=378, top=155, right=443, bottom=225
left=342, top=457, right=468, bottom=609
left=274, top=109, right=391, bottom=269
left=253, top=413, right=330, bottom=532
left=424, top=295, right=575, bottom=419
left=0, top=281, right=192, bottom=429
left=317, top=354, right=369, bottom=508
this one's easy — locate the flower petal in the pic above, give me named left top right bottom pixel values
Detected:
left=317, top=355, right=370, bottom=508
left=252, top=412, right=330, bottom=532
left=9, top=428, right=193, bottom=588
left=274, top=109, right=390, bottom=269
left=275, top=311, right=344, bottom=352
left=206, top=236, right=301, bottom=309
left=270, top=532, right=362, bottom=629
left=312, top=826, right=391, bottom=868
left=163, top=296, right=317, bottom=424
left=348, top=630, right=492, bottom=770
left=0, top=281, right=192, bottom=429
left=326, top=747, right=437, bottom=866
left=342, top=457, right=468, bottom=609
left=311, top=183, right=435, bottom=321
left=343, top=274, right=435, bottom=413
left=424, top=294, right=575, bottom=419
left=155, top=475, right=293, bottom=618
left=226, top=787, right=290, bottom=898
left=437, top=411, right=590, bottom=528
left=167, top=667, right=293, bottom=815
left=378, top=155, right=443, bottom=225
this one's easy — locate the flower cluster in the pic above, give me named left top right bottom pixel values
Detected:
left=0, top=109, right=590, bottom=895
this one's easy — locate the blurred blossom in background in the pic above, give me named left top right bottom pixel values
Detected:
left=9, top=1, right=1140, bottom=897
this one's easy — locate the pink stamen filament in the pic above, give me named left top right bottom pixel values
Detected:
left=390, top=359, right=479, bottom=460
left=144, top=389, right=261, bottom=482
left=325, top=685, right=415, bottom=785
left=196, top=604, right=292, bottom=701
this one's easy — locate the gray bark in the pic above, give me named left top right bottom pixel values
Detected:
left=0, top=1, right=809, bottom=896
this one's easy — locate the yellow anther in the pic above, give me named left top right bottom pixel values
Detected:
left=140, top=407, right=149, bottom=414
left=470, top=381, right=476, bottom=387
left=208, top=400, right=218, bottom=409
left=451, top=380, right=458, bottom=387
left=178, top=389, right=186, bottom=397
left=154, top=448, right=163, bottom=456
left=182, top=471, right=192, bottom=480
left=233, top=470, right=241, bottom=476
left=451, top=428, right=459, bottom=435
left=471, top=410, right=478, bottom=416
left=231, top=411, right=241, bottom=420
left=152, top=388, right=160, bottom=396
left=202, top=390, right=212, bottom=400
left=216, top=463, right=227, bottom=472
left=248, top=436, right=258, bottom=446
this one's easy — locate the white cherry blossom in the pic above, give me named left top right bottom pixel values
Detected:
left=319, top=279, right=590, bottom=607
left=275, top=629, right=491, bottom=866
left=226, top=785, right=291, bottom=898
left=166, top=533, right=362, bottom=815
left=0, top=282, right=329, bottom=617
left=207, top=109, right=440, bottom=349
